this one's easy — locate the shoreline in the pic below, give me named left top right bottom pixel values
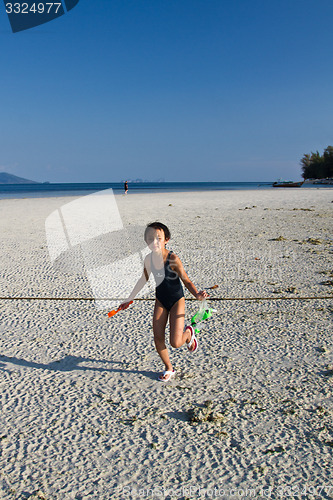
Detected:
left=0, top=186, right=332, bottom=204
left=0, top=182, right=332, bottom=201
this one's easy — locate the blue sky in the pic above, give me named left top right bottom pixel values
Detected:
left=0, top=0, right=332, bottom=183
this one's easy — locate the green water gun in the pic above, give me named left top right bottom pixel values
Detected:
left=191, top=285, right=217, bottom=333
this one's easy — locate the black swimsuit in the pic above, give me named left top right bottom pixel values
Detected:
left=151, top=251, right=184, bottom=311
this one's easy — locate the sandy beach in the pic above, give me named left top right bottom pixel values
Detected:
left=0, top=188, right=332, bottom=500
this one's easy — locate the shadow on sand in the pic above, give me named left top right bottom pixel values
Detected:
left=0, top=354, right=157, bottom=380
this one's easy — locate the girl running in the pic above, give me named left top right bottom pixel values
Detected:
left=120, top=222, right=208, bottom=382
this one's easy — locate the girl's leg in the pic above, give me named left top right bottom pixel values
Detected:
left=153, top=299, right=173, bottom=376
left=169, top=297, right=193, bottom=349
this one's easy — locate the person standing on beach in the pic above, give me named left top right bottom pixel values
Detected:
left=124, top=180, right=128, bottom=194
left=120, top=222, right=208, bottom=382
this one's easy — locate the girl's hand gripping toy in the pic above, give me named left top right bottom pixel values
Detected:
left=108, top=301, right=133, bottom=317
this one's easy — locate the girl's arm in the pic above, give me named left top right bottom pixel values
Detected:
left=120, top=255, right=151, bottom=309
left=170, top=254, right=208, bottom=300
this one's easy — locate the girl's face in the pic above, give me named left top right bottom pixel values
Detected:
left=145, top=228, right=168, bottom=253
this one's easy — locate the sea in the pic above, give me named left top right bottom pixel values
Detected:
left=0, top=180, right=325, bottom=199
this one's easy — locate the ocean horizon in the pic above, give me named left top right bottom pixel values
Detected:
left=0, top=180, right=325, bottom=199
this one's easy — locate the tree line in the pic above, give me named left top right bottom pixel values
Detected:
left=300, top=146, right=333, bottom=179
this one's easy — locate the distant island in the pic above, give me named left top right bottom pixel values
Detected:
left=0, top=172, right=39, bottom=184
left=121, top=178, right=165, bottom=183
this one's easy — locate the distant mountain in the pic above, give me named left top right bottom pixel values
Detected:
left=0, top=172, right=39, bottom=184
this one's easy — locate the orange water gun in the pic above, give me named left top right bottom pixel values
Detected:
left=108, top=301, right=133, bottom=317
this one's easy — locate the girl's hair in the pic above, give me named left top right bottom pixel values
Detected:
left=144, top=222, right=171, bottom=242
